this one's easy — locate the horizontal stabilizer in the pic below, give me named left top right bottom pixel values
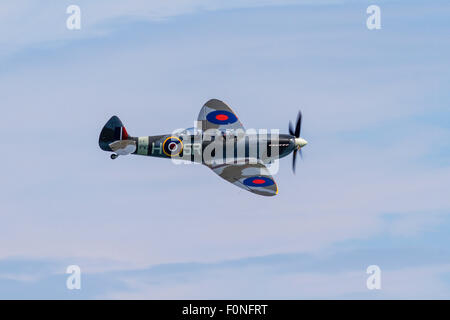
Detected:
left=109, top=140, right=136, bottom=155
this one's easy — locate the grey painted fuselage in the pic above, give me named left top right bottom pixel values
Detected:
left=130, top=132, right=296, bottom=164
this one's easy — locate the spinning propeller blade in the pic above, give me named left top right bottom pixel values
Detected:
left=289, top=111, right=306, bottom=173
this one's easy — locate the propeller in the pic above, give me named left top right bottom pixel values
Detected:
left=289, top=111, right=307, bottom=173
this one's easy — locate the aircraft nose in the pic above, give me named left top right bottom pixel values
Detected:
left=295, top=137, right=308, bottom=148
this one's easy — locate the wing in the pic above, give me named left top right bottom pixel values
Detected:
left=207, top=160, right=278, bottom=197
left=197, top=99, right=245, bottom=132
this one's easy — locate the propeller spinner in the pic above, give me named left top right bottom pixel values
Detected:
left=289, top=111, right=308, bottom=173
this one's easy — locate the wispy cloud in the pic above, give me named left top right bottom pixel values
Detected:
left=2, top=247, right=450, bottom=299
left=0, top=0, right=344, bottom=60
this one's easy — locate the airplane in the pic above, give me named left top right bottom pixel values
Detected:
left=98, top=99, right=308, bottom=196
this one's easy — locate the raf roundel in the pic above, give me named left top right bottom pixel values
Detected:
left=215, top=114, right=229, bottom=121
left=243, top=176, right=275, bottom=187
left=206, top=110, right=238, bottom=125
left=163, top=136, right=183, bottom=157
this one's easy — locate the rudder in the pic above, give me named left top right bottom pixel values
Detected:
left=98, top=115, right=130, bottom=151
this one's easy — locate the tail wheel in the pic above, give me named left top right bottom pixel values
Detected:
left=111, top=154, right=118, bottom=160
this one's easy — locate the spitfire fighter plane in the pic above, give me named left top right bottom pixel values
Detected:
left=99, top=99, right=308, bottom=196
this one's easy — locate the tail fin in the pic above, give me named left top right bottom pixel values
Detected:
left=98, top=116, right=130, bottom=151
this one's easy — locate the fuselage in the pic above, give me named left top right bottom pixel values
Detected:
left=128, top=132, right=296, bottom=165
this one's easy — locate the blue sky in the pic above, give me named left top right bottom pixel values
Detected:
left=1, top=0, right=449, bottom=299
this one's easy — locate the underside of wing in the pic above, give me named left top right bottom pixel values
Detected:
left=207, top=160, right=278, bottom=197
left=197, top=99, right=245, bottom=132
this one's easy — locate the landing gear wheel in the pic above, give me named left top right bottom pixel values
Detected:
left=111, top=154, right=118, bottom=160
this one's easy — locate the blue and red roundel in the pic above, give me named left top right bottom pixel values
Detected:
left=243, top=176, right=275, bottom=187
left=206, top=110, right=238, bottom=125
left=163, top=137, right=183, bottom=157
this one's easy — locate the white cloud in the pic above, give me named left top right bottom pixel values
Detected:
left=0, top=0, right=342, bottom=59
left=98, top=260, right=450, bottom=299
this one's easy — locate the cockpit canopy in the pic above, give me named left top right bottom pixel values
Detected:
left=175, top=127, right=248, bottom=140
left=175, top=127, right=203, bottom=137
